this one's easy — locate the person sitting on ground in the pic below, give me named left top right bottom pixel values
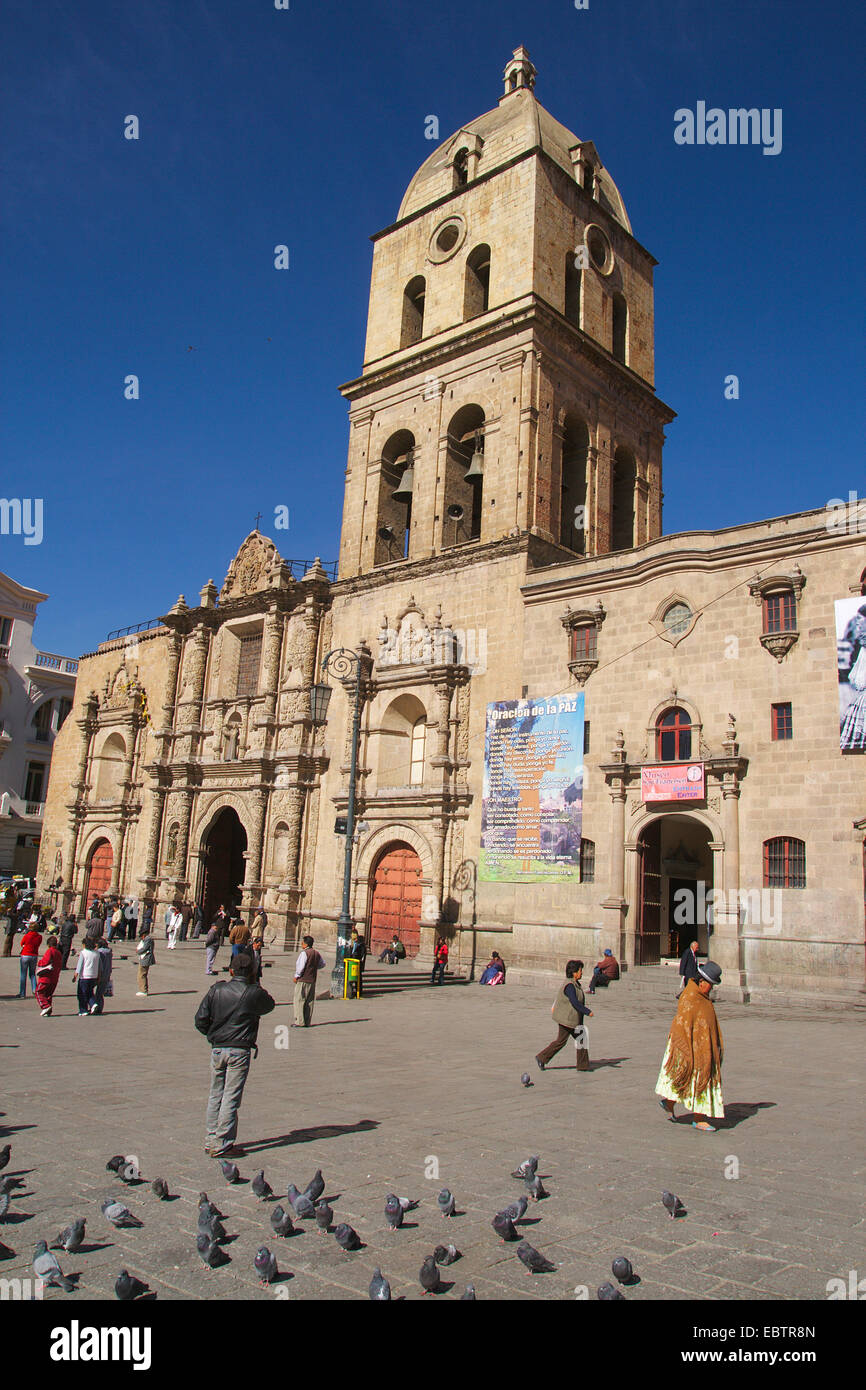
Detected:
left=378, top=934, right=405, bottom=964
left=588, top=948, right=620, bottom=994
left=479, top=951, right=506, bottom=986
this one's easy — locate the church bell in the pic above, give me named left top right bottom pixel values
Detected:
left=464, top=432, right=484, bottom=482
left=391, top=452, right=415, bottom=504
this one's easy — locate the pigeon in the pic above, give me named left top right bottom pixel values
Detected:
left=219, top=1159, right=240, bottom=1185
left=437, top=1188, right=456, bottom=1218
left=662, top=1190, right=684, bottom=1220
left=252, top=1170, right=273, bottom=1202
left=0, top=1189, right=9, bottom=1221
left=397, top=1196, right=420, bottom=1211
left=369, top=1267, right=391, bottom=1300
left=0, top=1145, right=10, bottom=1172
left=516, top=1240, right=556, bottom=1274
left=0, top=1240, right=14, bottom=1260
left=53, top=1219, right=86, bottom=1253
left=115, top=1269, right=149, bottom=1301
left=521, top=1072, right=533, bottom=1087
left=269, top=1205, right=295, bottom=1238
left=612, top=1256, right=634, bottom=1284
left=334, top=1223, right=361, bottom=1252
left=315, top=1200, right=333, bottom=1234
left=419, top=1254, right=441, bottom=1295
left=524, top=1174, right=548, bottom=1202
left=434, top=1243, right=460, bottom=1265
left=198, top=1193, right=224, bottom=1221
left=197, top=1232, right=228, bottom=1268
left=510, top=1156, right=538, bottom=1179
left=460, top=1284, right=477, bottom=1300
left=385, top=1195, right=404, bottom=1230
left=106, top=1155, right=126, bottom=1174
left=198, top=1210, right=227, bottom=1243
left=492, top=1211, right=518, bottom=1243
left=254, top=1246, right=279, bottom=1285
left=101, top=1199, right=143, bottom=1229
left=502, top=1195, right=528, bottom=1223
left=33, top=1240, right=74, bottom=1290
left=597, top=1281, right=626, bottom=1300
left=287, top=1184, right=316, bottom=1221
left=151, top=1178, right=170, bottom=1201
left=303, top=1169, right=324, bottom=1203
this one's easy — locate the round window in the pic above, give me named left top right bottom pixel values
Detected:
left=663, top=603, right=693, bottom=636
left=427, top=215, right=467, bottom=264
left=436, top=225, right=459, bottom=253
left=585, top=225, right=612, bottom=273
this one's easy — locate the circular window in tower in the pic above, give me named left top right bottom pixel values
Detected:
left=585, top=224, right=613, bottom=274
left=663, top=602, right=693, bottom=636
left=428, top=214, right=467, bottom=263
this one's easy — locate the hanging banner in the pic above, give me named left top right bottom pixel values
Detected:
left=480, top=691, right=584, bottom=882
left=836, top=595, right=866, bottom=753
left=641, top=763, right=705, bottom=802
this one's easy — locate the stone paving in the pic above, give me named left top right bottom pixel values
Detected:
left=0, top=941, right=863, bottom=1302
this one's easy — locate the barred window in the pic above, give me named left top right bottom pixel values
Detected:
left=763, top=837, right=806, bottom=888
left=235, top=634, right=262, bottom=698
left=771, top=702, right=792, bottom=740
left=570, top=625, right=597, bottom=661
left=763, top=590, right=796, bottom=634
left=580, top=838, right=595, bottom=884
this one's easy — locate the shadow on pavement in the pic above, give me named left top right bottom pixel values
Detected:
left=241, top=1119, right=380, bottom=1154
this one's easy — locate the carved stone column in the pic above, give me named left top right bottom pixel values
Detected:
left=140, top=785, right=167, bottom=904
left=159, top=631, right=183, bottom=734
left=175, top=624, right=210, bottom=761
left=600, top=730, right=629, bottom=961
left=243, top=790, right=269, bottom=905
left=260, top=609, right=284, bottom=726
left=282, top=785, right=307, bottom=889
left=173, top=789, right=195, bottom=894
left=61, top=691, right=99, bottom=908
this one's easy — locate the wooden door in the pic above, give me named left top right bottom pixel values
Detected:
left=369, top=845, right=422, bottom=958
left=86, top=840, right=113, bottom=907
left=638, top=824, right=661, bottom=965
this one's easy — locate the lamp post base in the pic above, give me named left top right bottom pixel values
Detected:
left=329, top=913, right=354, bottom=998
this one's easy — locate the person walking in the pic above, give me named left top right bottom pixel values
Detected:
left=135, top=924, right=155, bottom=996
left=588, top=948, right=620, bottom=994
left=167, top=905, right=183, bottom=950
left=656, top=961, right=725, bottom=1132
left=124, top=898, right=138, bottom=942
left=211, top=903, right=229, bottom=947
left=1, top=889, right=17, bottom=957
left=678, top=939, right=701, bottom=996
left=228, top=917, right=251, bottom=959
left=163, top=902, right=173, bottom=941
left=73, top=940, right=101, bottom=1014
left=292, top=935, right=327, bottom=1027
left=191, top=902, right=204, bottom=939
left=107, top=902, right=124, bottom=944
left=141, top=902, right=154, bottom=937
left=58, top=912, right=78, bottom=969
left=535, top=960, right=593, bottom=1073
left=34, top=934, right=62, bottom=1016
left=204, top=920, right=220, bottom=976
left=180, top=901, right=193, bottom=943
left=18, top=919, right=44, bottom=998
left=194, top=951, right=275, bottom=1158
left=92, top=937, right=114, bottom=1014
left=431, top=934, right=449, bottom=985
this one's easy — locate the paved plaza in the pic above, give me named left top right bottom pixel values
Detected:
left=0, top=942, right=863, bottom=1302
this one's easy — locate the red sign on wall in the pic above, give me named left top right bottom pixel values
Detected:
left=641, top=763, right=705, bottom=802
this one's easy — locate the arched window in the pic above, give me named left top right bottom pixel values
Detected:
left=564, top=254, right=581, bottom=327
left=560, top=416, right=589, bottom=552
left=464, top=244, right=490, bottom=319
left=409, top=718, right=427, bottom=786
left=612, top=293, right=628, bottom=364
left=453, top=147, right=469, bottom=188
left=611, top=447, right=636, bottom=550
left=443, top=404, right=485, bottom=547
left=400, top=276, right=426, bottom=348
left=579, top=838, right=595, bottom=883
left=375, top=430, right=416, bottom=566
left=763, top=837, right=806, bottom=888
left=95, top=732, right=126, bottom=800
left=656, top=707, right=692, bottom=762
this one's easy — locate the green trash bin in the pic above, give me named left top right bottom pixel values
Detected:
left=344, top=957, right=360, bottom=999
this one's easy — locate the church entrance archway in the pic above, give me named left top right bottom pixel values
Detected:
left=84, top=838, right=113, bottom=912
left=367, top=843, right=423, bottom=958
left=637, top=815, right=713, bottom=964
left=199, top=808, right=247, bottom=928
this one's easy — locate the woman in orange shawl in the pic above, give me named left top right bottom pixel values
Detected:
left=655, top=961, right=724, bottom=1131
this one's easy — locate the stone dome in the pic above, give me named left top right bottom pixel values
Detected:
left=397, top=48, right=631, bottom=233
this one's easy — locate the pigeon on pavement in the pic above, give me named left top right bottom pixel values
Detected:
left=303, top=1169, right=324, bottom=1203
left=287, top=1184, right=316, bottom=1220
left=662, top=1190, right=685, bottom=1219
left=334, top=1223, right=361, bottom=1252
left=524, top=1174, right=548, bottom=1202
left=219, top=1159, right=240, bottom=1185
left=521, top=1073, right=533, bottom=1087
left=397, top=1196, right=419, bottom=1211
left=598, top=1281, right=626, bottom=1300
left=252, top=1170, right=273, bottom=1202
left=385, top=1195, right=404, bottom=1230
left=115, top=1270, right=149, bottom=1301
left=33, top=1240, right=74, bottom=1290
left=0, top=1189, right=10, bottom=1222
left=197, top=1232, right=228, bottom=1268
left=492, top=1211, right=518, bottom=1243
left=151, top=1179, right=170, bottom=1201
left=315, top=1200, right=333, bottom=1234
left=0, top=1145, right=10, bottom=1172
left=369, top=1267, right=391, bottom=1300
left=270, top=1205, right=295, bottom=1238
left=0, top=1240, right=14, bottom=1260
left=419, top=1255, right=441, bottom=1295
left=516, top=1240, right=556, bottom=1274
left=198, top=1193, right=224, bottom=1221
left=101, top=1199, right=143, bottom=1229
left=254, top=1247, right=279, bottom=1285
left=502, top=1195, right=528, bottom=1223
left=612, top=1256, right=634, bottom=1284
left=198, top=1210, right=227, bottom=1243
left=510, top=1156, right=538, bottom=1179
left=434, top=1243, right=460, bottom=1265
left=53, top=1219, right=86, bottom=1253
left=437, top=1188, right=456, bottom=1218
left=460, top=1284, right=477, bottom=1300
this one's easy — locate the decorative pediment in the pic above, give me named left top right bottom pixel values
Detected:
left=560, top=598, right=607, bottom=632
left=220, top=532, right=289, bottom=602
left=747, top=565, right=806, bottom=604
left=378, top=599, right=457, bottom=670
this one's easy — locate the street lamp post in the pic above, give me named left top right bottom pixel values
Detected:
left=311, top=647, right=366, bottom=999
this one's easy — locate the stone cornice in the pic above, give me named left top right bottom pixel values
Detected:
left=335, top=532, right=572, bottom=598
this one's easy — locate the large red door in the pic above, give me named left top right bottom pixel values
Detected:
left=369, top=844, right=422, bottom=958
left=86, top=840, right=113, bottom=907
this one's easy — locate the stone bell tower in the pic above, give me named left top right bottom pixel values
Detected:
left=337, top=46, right=674, bottom=579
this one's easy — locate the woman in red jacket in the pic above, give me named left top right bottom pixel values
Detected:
left=431, top=935, right=449, bottom=985
left=18, top=921, right=43, bottom=998
left=35, top=934, right=62, bottom=1016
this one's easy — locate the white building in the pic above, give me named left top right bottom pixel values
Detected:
left=0, top=571, right=78, bottom=879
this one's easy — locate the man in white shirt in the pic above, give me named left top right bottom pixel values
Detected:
left=167, top=906, right=183, bottom=950
left=292, top=935, right=327, bottom=1028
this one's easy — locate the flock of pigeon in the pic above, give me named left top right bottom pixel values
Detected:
left=0, top=1140, right=688, bottom=1299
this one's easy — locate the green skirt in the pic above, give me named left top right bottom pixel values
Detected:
left=655, top=1039, right=725, bottom=1117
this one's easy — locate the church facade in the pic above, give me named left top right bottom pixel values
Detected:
left=39, top=50, right=866, bottom=1004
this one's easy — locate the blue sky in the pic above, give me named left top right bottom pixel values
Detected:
left=2, top=0, right=864, bottom=655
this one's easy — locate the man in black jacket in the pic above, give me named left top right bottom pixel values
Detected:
left=678, top=939, right=701, bottom=995
left=194, top=952, right=275, bottom=1158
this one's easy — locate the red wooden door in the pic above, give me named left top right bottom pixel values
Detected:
left=86, top=840, right=113, bottom=904
left=369, top=845, right=422, bottom=958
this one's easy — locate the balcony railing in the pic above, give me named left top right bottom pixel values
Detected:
left=26, top=801, right=45, bottom=818
left=33, top=652, right=79, bottom=675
